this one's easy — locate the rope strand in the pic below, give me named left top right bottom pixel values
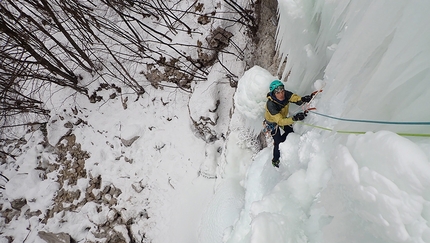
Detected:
left=298, top=121, right=430, bottom=137
left=291, top=88, right=430, bottom=136
left=309, top=111, right=430, bottom=125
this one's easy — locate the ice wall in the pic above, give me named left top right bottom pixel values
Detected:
left=219, top=1, right=430, bottom=243
left=276, top=0, right=430, bottom=135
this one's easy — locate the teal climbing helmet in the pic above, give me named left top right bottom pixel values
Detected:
left=269, top=80, right=283, bottom=92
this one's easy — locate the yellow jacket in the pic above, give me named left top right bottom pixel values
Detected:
left=264, top=91, right=302, bottom=126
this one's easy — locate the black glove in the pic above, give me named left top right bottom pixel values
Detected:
left=292, top=112, right=306, bottom=121
left=301, top=95, right=312, bottom=103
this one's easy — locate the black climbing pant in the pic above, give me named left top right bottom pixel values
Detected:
left=272, top=125, right=294, bottom=162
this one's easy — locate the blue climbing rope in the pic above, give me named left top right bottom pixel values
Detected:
left=295, top=89, right=430, bottom=136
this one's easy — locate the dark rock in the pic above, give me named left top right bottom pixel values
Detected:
left=64, top=122, right=73, bottom=129
left=10, top=198, right=27, bottom=210
left=38, top=231, right=71, bottom=243
left=120, top=136, right=140, bottom=147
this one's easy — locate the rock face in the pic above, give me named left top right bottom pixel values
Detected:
left=251, top=0, right=281, bottom=75
left=38, top=231, right=71, bottom=243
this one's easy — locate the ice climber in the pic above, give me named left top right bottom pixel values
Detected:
left=264, top=80, right=312, bottom=168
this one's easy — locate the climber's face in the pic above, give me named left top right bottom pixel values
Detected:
left=274, top=86, right=285, bottom=101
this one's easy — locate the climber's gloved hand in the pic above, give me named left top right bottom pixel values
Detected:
left=292, top=112, right=306, bottom=121
left=301, top=95, right=312, bottom=103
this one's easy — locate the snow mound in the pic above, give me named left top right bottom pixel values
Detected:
left=234, top=66, right=276, bottom=133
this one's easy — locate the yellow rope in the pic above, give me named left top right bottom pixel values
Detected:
left=298, top=121, right=430, bottom=137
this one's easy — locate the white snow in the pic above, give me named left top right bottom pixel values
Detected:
left=2, top=0, right=430, bottom=243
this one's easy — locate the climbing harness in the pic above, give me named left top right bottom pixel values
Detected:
left=263, top=120, right=278, bottom=136
left=261, top=120, right=277, bottom=148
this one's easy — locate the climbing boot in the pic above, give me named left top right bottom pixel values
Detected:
left=272, top=160, right=280, bottom=168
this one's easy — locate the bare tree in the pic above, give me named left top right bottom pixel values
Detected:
left=0, top=0, right=256, bottom=134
